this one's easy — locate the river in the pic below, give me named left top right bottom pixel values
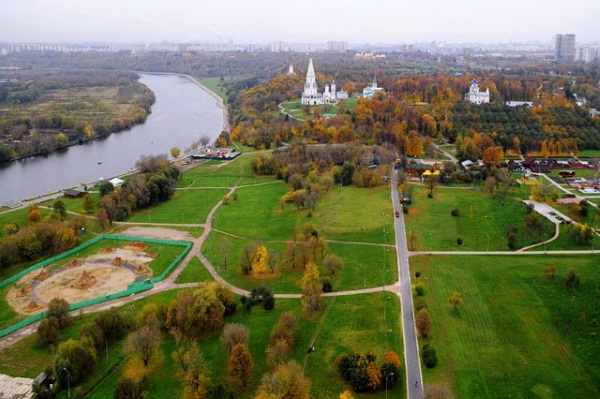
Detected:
left=0, top=73, right=224, bottom=205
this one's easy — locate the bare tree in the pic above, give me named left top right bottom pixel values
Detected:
left=217, top=236, right=232, bottom=270
left=220, top=323, right=249, bottom=353
left=127, top=324, right=161, bottom=367
left=200, top=135, right=211, bottom=147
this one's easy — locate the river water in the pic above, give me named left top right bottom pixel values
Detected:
left=0, top=74, right=224, bottom=205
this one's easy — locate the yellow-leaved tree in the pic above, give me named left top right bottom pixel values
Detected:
left=301, top=262, right=320, bottom=288
left=251, top=246, right=269, bottom=275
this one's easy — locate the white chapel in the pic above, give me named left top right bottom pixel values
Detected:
left=301, top=58, right=340, bottom=105
left=465, top=79, right=490, bottom=104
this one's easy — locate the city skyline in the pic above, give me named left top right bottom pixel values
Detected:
left=2, top=0, right=599, bottom=45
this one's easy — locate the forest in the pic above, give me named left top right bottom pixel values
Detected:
left=0, top=70, right=155, bottom=162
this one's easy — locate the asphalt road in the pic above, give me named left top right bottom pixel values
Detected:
left=391, top=171, right=423, bottom=398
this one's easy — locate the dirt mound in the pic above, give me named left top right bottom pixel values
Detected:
left=111, top=257, right=124, bottom=266
left=70, top=270, right=97, bottom=289
left=15, top=287, right=31, bottom=298
left=134, top=264, right=148, bottom=275
left=70, top=259, right=81, bottom=267
left=124, top=241, right=147, bottom=253
left=100, top=246, right=115, bottom=254
left=35, top=269, right=48, bottom=281
left=24, top=301, right=41, bottom=312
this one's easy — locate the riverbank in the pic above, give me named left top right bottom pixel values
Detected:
left=0, top=73, right=224, bottom=205
left=187, top=76, right=229, bottom=132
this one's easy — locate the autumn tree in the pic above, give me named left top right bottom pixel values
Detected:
left=366, top=362, right=382, bottom=390
left=542, top=263, right=557, bottom=279
left=340, top=390, right=355, bottom=399
left=166, top=284, right=228, bottom=339
left=323, top=254, right=344, bottom=276
left=53, top=200, right=67, bottom=221
left=416, top=308, right=433, bottom=338
left=82, top=194, right=96, bottom=214
left=47, top=297, right=71, bottom=328
left=126, top=324, right=161, bottom=367
left=179, top=342, right=210, bottom=399
left=55, top=338, right=98, bottom=385
left=228, top=343, right=253, bottom=388
left=302, top=263, right=323, bottom=315
left=256, top=360, right=311, bottom=399
left=220, top=323, right=249, bottom=353
left=448, top=291, right=463, bottom=310
left=28, top=205, right=41, bottom=224
left=37, top=316, right=60, bottom=348
left=170, top=147, right=181, bottom=158
left=252, top=245, right=269, bottom=275
left=114, top=377, right=146, bottom=399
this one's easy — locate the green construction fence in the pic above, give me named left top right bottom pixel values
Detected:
left=0, top=235, right=192, bottom=338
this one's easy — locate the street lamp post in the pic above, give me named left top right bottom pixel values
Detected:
left=385, top=372, right=394, bottom=399
left=62, top=367, right=71, bottom=398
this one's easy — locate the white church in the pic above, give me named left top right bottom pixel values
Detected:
left=300, top=58, right=347, bottom=105
left=465, top=78, right=490, bottom=104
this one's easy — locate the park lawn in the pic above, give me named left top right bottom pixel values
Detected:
left=213, top=182, right=395, bottom=244
left=188, top=294, right=404, bottom=399
left=176, top=256, right=215, bottom=284
left=190, top=152, right=273, bottom=188
left=549, top=168, right=597, bottom=180
left=551, top=201, right=600, bottom=229
left=404, top=185, right=554, bottom=251
left=143, top=243, right=188, bottom=277
left=127, top=188, right=229, bottom=224
left=577, top=149, right=600, bottom=158
left=0, top=207, right=54, bottom=237
left=202, top=231, right=398, bottom=293
left=410, top=254, right=600, bottom=399
left=196, top=77, right=228, bottom=103
left=41, top=193, right=102, bottom=215
left=541, top=224, right=599, bottom=251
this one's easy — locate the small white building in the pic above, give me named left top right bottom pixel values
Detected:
left=362, top=75, right=384, bottom=98
left=506, top=101, right=533, bottom=107
left=465, top=79, right=490, bottom=104
left=336, top=90, right=348, bottom=99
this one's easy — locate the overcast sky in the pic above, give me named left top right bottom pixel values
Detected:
left=2, top=0, right=599, bottom=44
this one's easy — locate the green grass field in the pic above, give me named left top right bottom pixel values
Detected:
left=213, top=182, right=395, bottom=244
left=0, top=207, right=54, bottom=237
left=404, top=185, right=555, bottom=251
left=202, top=231, right=398, bottom=293
left=176, top=256, right=215, bottom=284
left=196, top=77, right=228, bottom=103
left=127, top=188, right=229, bottom=224
left=410, top=254, right=600, bottom=398
left=40, top=193, right=102, bottom=216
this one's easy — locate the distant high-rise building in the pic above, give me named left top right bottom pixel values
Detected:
left=556, top=34, right=576, bottom=61
left=270, top=41, right=289, bottom=52
left=326, top=41, right=348, bottom=53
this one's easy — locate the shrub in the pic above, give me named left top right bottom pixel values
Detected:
left=414, top=298, right=428, bottom=311
left=456, top=238, right=463, bottom=246
left=427, top=192, right=433, bottom=198
left=415, top=271, right=421, bottom=278
left=422, top=345, right=437, bottom=368
left=321, top=277, right=333, bottom=293
left=565, top=268, right=581, bottom=290
left=415, top=283, right=425, bottom=296
left=451, top=208, right=459, bottom=217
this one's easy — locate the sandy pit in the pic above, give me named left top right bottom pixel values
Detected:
left=118, top=227, right=193, bottom=241
left=7, top=248, right=154, bottom=315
